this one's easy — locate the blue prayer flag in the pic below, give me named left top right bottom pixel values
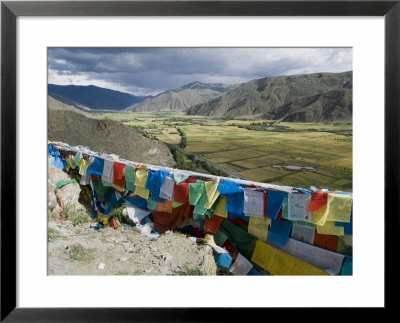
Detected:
left=124, top=196, right=148, bottom=209
left=214, top=253, right=232, bottom=269
left=341, top=256, right=352, bottom=275
left=266, top=190, right=287, bottom=219
left=217, top=180, right=243, bottom=195
left=86, top=157, right=105, bottom=179
left=267, top=219, right=292, bottom=247
left=145, top=169, right=169, bottom=198
left=247, top=267, right=260, bottom=275
left=226, top=192, right=244, bottom=214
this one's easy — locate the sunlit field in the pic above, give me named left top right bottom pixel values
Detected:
left=95, top=111, right=352, bottom=192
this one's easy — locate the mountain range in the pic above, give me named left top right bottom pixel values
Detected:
left=48, top=71, right=352, bottom=123
left=186, top=71, right=352, bottom=122
left=125, top=81, right=239, bottom=112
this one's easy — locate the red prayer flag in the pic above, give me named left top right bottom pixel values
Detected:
left=173, top=182, right=189, bottom=203
left=113, top=161, right=126, bottom=188
left=308, top=190, right=328, bottom=212
left=203, top=215, right=224, bottom=234
left=313, top=232, right=339, bottom=252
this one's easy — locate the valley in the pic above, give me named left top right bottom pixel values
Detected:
left=94, top=111, right=352, bottom=192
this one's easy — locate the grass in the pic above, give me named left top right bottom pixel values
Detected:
left=177, top=262, right=205, bottom=276
left=48, top=228, right=61, bottom=241
left=67, top=245, right=96, bottom=263
left=48, top=205, right=58, bottom=221
left=62, top=204, right=91, bottom=226
left=94, top=112, right=353, bottom=192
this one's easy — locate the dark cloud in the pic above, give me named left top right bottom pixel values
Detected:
left=48, top=47, right=352, bottom=96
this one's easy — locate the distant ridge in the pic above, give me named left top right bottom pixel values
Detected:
left=125, top=81, right=239, bottom=112
left=48, top=84, right=147, bottom=111
left=186, top=71, right=352, bottom=122
left=47, top=95, right=91, bottom=118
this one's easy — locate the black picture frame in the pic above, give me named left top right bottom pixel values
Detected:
left=1, top=0, right=398, bottom=320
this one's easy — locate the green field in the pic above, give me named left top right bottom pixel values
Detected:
left=95, top=112, right=352, bottom=192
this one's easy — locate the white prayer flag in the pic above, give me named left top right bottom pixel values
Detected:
left=159, top=176, right=175, bottom=200
left=243, top=190, right=264, bottom=217
left=288, top=193, right=312, bottom=222
left=80, top=174, right=90, bottom=185
left=125, top=201, right=150, bottom=223
left=229, top=253, right=253, bottom=275
left=277, top=238, right=345, bottom=275
left=291, top=223, right=315, bottom=244
left=102, top=159, right=114, bottom=177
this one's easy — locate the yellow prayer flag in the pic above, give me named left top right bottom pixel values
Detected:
left=325, top=193, right=353, bottom=223
left=205, top=180, right=219, bottom=199
left=311, top=194, right=352, bottom=226
left=203, top=234, right=216, bottom=245
left=248, top=217, right=270, bottom=241
left=317, top=221, right=345, bottom=236
left=251, top=240, right=331, bottom=275
left=311, top=205, right=328, bottom=226
left=135, top=168, right=149, bottom=187
left=214, top=196, right=228, bottom=218
left=97, top=214, right=109, bottom=225
left=112, top=184, right=125, bottom=192
left=135, top=186, right=150, bottom=199
left=78, top=159, right=90, bottom=176
left=205, top=188, right=220, bottom=209
left=66, top=155, right=76, bottom=169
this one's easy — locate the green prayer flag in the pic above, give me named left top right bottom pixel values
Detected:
left=56, top=179, right=78, bottom=189
left=282, top=198, right=288, bottom=220
left=220, top=219, right=257, bottom=260
left=205, top=203, right=217, bottom=219
left=146, top=198, right=157, bottom=211
left=192, top=212, right=205, bottom=221
left=92, top=180, right=105, bottom=197
left=189, top=182, right=205, bottom=206
left=102, top=180, right=113, bottom=187
left=213, top=229, right=229, bottom=246
left=72, top=151, right=82, bottom=166
left=193, top=189, right=208, bottom=215
left=125, top=164, right=136, bottom=191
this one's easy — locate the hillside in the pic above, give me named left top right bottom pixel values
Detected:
left=48, top=95, right=92, bottom=117
left=186, top=71, right=352, bottom=122
left=47, top=162, right=216, bottom=276
left=48, top=110, right=174, bottom=167
left=48, top=84, right=147, bottom=111
left=262, top=89, right=352, bottom=122
left=126, top=81, right=239, bottom=112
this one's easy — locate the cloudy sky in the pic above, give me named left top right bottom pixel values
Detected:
left=48, top=47, right=352, bottom=96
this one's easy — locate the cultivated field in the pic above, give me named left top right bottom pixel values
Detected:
left=94, top=112, right=352, bottom=192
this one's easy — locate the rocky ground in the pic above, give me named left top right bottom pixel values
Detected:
left=47, top=162, right=217, bottom=276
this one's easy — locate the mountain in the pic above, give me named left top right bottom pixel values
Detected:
left=262, top=89, right=352, bottom=122
left=125, top=81, right=239, bottom=112
left=47, top=95, right=92, bottom=117
left=186, top=71, right=352, bottom=122
left=48, top=110, right=175, bottom=167
left=48, top=84, right=147, bottom=111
